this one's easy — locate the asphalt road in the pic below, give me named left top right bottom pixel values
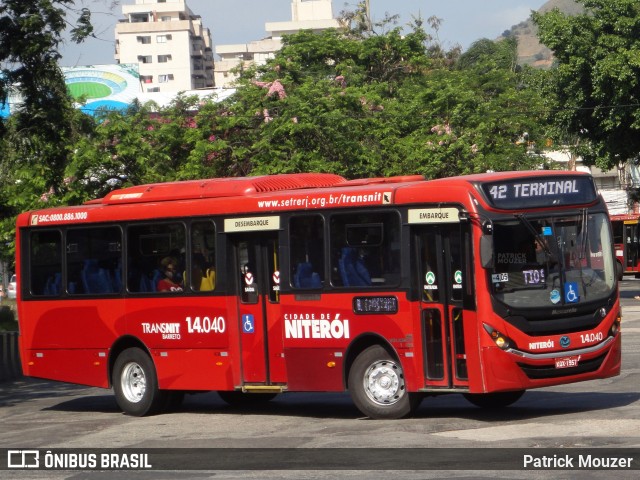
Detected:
left=1, top=279, right=639, bottom=479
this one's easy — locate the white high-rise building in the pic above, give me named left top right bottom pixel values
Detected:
left=115, top=0, right=214, bottom=92
left=215, top=0, right=339, bottom=87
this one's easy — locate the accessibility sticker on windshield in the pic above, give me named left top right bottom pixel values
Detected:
left=564, top=282, right=579, bottom=303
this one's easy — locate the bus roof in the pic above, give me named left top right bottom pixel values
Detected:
left=96, top=173, right=348, bottom=205
left=17, top=170, right=600, bottom=228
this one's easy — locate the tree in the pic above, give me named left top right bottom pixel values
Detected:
left=0, top=0, right=97, bottom=265
left=533, top=0, right=640, bottom=170
left=202, top=21, right=546, bottom=180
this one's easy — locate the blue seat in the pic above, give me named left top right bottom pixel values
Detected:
left=338, top=247, right=371, bottom=287
left=81, top=259, right=113, bottom=294
left=293, top=262, right=322, bottom=289
left=139, top=273, right=154, bottom=292
left=139, top=269, right=162, bottom=292
left=44, top=273, right=62, bottom=295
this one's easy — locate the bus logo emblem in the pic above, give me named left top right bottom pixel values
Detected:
left=244, top=272, right=254, bottom=285
left=560, top=336, right=571, bottom=348
left=425, top=272, right=436, bottom=285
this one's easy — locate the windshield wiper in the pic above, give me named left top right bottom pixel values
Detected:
left=515, top=213, right=554, bottom=259
left=579, top=208, right=589, bottom=260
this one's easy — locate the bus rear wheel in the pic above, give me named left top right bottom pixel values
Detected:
left=348, top=345, right=419, bottom=419
left=463, top=390, right=525, bottom=409
left=112, top=347, right=167, bottom=416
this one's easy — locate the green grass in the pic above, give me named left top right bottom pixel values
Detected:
left=68, top=82, right=112, bottom=100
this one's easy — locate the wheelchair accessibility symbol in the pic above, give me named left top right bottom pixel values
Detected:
left=242, top=314, right=255, bottom=333
left=564, top=282, right=579, bottom=303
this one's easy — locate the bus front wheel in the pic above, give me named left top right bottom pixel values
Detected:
left=112, top=347, right=167, bottom=416
left=616, top=261, right=623, bottom=281
left=348, top=345, right=419, bottom=419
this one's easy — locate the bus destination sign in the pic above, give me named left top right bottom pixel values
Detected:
left=479, top=176, right=598, bottom=210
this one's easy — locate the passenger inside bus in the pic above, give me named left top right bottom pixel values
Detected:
left=157, top=256, right=183, bottom=292
left=191, top=252, right=216, bottom=291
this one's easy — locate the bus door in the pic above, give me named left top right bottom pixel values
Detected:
left=623, top=220, right=639, bottom=270
left=413, top=218, right=469, bottom=389
left=231, top=232, right=283, bottom=385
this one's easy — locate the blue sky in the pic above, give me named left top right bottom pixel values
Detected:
left=60, top=0, right=549, bottom=67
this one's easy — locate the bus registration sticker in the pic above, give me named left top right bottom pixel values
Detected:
left=492, top=273, right=508, bottom=283
left=555, top=355, right=580, bottom=369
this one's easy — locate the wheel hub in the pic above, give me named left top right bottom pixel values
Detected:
left=364, top=360, right=404, bottom=405
left=121, top=362, right=146, bottom=404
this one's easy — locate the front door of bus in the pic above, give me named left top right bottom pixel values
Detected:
left=414, top=224, right=469, bottom=389
left=624, top=222, right=639, bottom=270
left=233, top=234, right=283, bottom=385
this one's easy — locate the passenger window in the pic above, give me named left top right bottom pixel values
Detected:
left=191, top=221, right=216, bottom=292
left=67, top=227, right=122, bottom=295
left=29, top=230, right=62, bottom=296
left=330, top=212, right=401, bottom=287
left=290, top=215, right=324, bottom=289
left=127, top=223, right=186, bottom=293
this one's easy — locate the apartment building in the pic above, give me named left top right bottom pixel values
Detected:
left=215, top=0, right=339, bottom=87
left=115, top=0, right=214, bottom=92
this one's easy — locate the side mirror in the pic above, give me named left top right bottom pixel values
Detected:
left=480, top=235, right=494, bottom=269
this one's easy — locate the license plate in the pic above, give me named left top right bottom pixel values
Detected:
left=555, top=356, right=580, bottom=369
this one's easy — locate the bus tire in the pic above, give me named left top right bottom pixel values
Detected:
left=348, top=345, right=418, bottom=419
left=463, top=390, right=525, bottom=409
left=112, top=347, right=167, bottom=416
left=217, top=391, right=278, bottom=406
left=616, top=261, right=623, bottom=281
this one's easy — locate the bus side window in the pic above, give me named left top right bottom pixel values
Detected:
left=191, top=221, right=216, bottom=292
left=127, top=223, right=186, bottom=293
left=290, top=215, right=324, bottom=289
left=67, top=226, right=122, bottom=295
left=330, top=212, right=401, bottom=288
left=29, top=230, right=62, bottom=296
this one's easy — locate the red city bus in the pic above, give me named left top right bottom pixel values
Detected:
left=610, top=213, right=640, bottom=279
left=15, top=171, right=621, bottom=419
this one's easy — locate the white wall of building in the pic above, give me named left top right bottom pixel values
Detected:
left=214, top=0, right=339, bottom=88
left=116, top=0, right=214, bottom=92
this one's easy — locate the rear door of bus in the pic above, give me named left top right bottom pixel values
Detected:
left=229, top=230, right=286, bottom=386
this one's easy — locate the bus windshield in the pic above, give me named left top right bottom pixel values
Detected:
left=489, top=212, right=615, bottom=309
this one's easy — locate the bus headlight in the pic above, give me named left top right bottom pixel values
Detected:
left=610, top=311, right=622, bottom=336
left=483, top=324, right=513, bottom=350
